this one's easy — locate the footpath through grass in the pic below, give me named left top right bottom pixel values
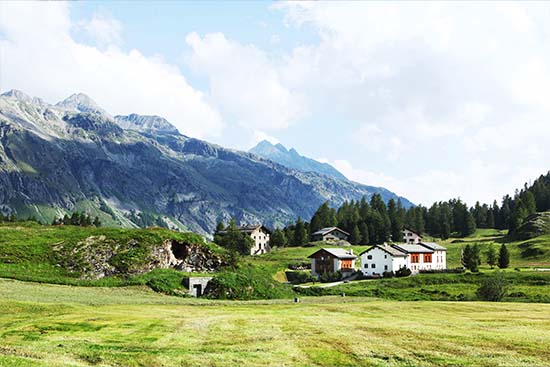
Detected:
left=1, top=278, right=550, bottom=367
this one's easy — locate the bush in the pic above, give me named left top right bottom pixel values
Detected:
left=203, top=265, right=294, bottom=300
left=395, top=267, right=412, bottom=277
left=476, top=272, right=510, bottom=301
left=382, top=271, right=394, bottom=278
left=319, top=271, right=342, bottom=283
left=285, top=271, right=316, bottom=284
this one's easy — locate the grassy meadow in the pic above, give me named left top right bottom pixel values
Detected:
left=1, top=278, right=550, bottom=367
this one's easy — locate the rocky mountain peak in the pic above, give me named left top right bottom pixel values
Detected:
left=250, top=140, right=348, bottom=181
left=56, top=93, right=106, bottom=115
left=1, top=89, right=33, bottom=102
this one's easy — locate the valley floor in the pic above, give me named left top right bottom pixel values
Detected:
left=1, top=279, right=550, bottom=367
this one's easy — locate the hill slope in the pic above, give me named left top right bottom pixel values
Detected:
left=0, top=90, right=413, bottom=234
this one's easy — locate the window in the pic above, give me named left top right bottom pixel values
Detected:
left=371, top=264, right=376, bottom=268
left=411, top=254, right=420, bottom=263
left=424, top=254, right=432, bottom=263
left=384, top=265, right=388, bottom=270
left=367, top=255, right=372, bottom=260
left=364, top=263, right=368, bottom=268
left=384, top=255, right=387, bottom=259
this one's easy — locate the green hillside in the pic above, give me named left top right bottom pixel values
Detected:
left=0, top=222, right=224, bottom=289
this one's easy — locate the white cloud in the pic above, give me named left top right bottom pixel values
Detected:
left=79, top=12, right=123, bottom=47
left=0, top=2, right=223, bottom=139
left=271, top=2, right=550, bottom=203
left=185, top=32, right=306, bottom=131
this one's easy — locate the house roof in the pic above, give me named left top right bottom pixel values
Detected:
left=359, top=244, right=408, bottom=257
left=308, top=248, right=357, bottom=259
left=311, top=227, right=350, bottom=236
left=217, top=224, right=272, bottom=235
left=419, top=242, right=447, bottom=251
left=391, top=244, right=434, bottom=254
left=403, top=228, right=422, bottom=237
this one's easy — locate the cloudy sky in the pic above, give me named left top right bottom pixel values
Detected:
left=1, top=1, right=549, bottom=206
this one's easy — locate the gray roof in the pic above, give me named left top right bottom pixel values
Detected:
left=419, top=242, right=447, bottom=251
left=392, top=244, right=434, bottom=254
left=217, top=224, right=271, bottom=235
left=360, top=244, right=407, bottom=257
left=311, top=227, right=350, bottom=236
left=309, top=248, right=357, bottom=259
left=403, top=228, right=422, bottom=237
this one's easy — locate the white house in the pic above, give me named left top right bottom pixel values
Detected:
left=416, top=242, right=447, bottom=270
left=402, top=228, right=422, bottom=244
left=360, top=244, right=408, bottom=276
left=360, top=242, right=447, bottom=276
left=216, top=224, right=271, bottom=255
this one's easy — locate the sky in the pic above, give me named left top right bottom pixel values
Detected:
left=0, top=1, right=549, bottom=206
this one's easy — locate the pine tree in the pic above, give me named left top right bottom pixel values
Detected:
left=461, top=244, right=472, bottom=269
left=293, top=218, right=307, bottom=246
left=270, top=229, right=288, bottom=248
left=498, top=244, right=510, bottom=269
left=350, top=224, right=361, bottom=245
left=388, top=199, right=403, bottom=242
left=486, top=245, right=497, bottom=269
left=358, top=222, right=369, bottom=245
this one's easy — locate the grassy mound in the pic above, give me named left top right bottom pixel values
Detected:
left=204, top=265, right=295, bottom=300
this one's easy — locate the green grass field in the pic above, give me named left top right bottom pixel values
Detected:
left=1, top=278, right=550, bottom=367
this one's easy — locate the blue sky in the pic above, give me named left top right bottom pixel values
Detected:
left=1, top=1, right=549, bottom=206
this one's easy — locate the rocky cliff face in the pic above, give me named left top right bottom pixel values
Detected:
left=56, top=235, right=226, bottom=279
left=0, top=90, right=414, bottom=234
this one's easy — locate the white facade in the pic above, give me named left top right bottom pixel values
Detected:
left=361, top=243, right=447, bottom=276
left=360, top=246, right=407, bottom=276
left=402, top=228, right=422, bottom=244
left=249, top=227, right=270, bottom=255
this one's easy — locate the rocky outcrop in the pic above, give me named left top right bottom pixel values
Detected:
left=153, top=240, right=225, bottom=272
left=56, top=236, right=226, bottom=280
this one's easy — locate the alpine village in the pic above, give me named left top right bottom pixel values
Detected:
left=3, top=1, right=550, bottom=365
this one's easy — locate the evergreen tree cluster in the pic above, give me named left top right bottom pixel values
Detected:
left=0, top=213, right=18, bottom=223
left=281, top=194, right=479, bottom=246
left=52, top=212, right=101, bottom=227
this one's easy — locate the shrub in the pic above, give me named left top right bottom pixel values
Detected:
left=419, top=268, right=465, bottom=274
left=476, top=272, right=510, bottom=301
left=395, top=267, right=412, bottom=277
left=382, top=271, right=395, bottom=278
left=319, top=271, right=342, bottom=283
left=285, top=271, right=316, bottom=284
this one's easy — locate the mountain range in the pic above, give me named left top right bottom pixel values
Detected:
left=0, top=90, right=413, bottom=235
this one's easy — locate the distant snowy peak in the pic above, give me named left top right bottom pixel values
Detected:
left=249, top=140, right=348, bottom=181
left=56, top=93, right=106, bottom=115
left=1, top=89, right=46, bottom=106
left=114, top=114, right=180, bottom=135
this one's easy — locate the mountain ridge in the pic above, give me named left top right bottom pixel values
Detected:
left=0, top=90, right=414, bottom=235
left=249, top=140, right=348, bottom=181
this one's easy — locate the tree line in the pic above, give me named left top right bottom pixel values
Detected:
left=271, top=171, right=550, bottom=247
left=52, top=212, right=101, bottom=227
left=461, top=243, right=510, bottom=272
